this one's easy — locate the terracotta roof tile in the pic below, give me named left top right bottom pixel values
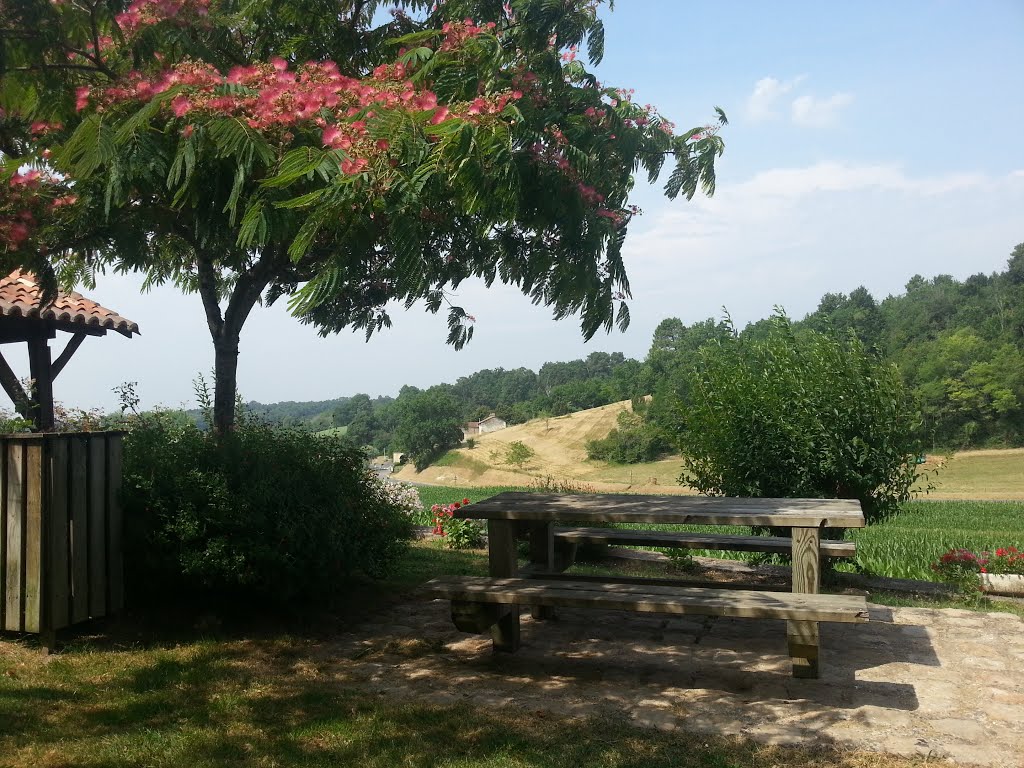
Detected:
left=0, top=270, right=140, bottom=337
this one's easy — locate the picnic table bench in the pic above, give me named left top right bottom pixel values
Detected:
left=422, top=492, right=868, bottom=679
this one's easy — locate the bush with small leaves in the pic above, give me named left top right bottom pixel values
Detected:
left=121, top=405, right=413, bottom=608
left=673, top=311, right=928, bottom=525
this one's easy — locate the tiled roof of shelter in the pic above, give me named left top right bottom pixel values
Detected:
left=0, top=271, right=139, bottom=337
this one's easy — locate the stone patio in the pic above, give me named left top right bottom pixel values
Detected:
left=327, top=598, right=1024, bottom=768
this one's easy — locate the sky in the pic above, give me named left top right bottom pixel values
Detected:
left=18, top=0, right=1024, bottom=412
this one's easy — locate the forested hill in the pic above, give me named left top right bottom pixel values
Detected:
left=247, top=243, right=1023, bottom=456
left=802, top=242, right=1023, bottom=447
left=241, top=395, right=394, bottom=430
left=650, top=242, right=1024, bottom=449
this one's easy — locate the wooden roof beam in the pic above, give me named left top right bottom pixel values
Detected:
left=0, top=347, right=33, bottom=420
left=51, top=332, right=87, bottom=381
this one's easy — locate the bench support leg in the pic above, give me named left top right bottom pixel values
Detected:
left=789, top=526, right=822, bottom=678
left=787, top=620, right=820, bottom=679
left=451, top=601, right=502, bottom=634
left=528, top=522, right=556, bottom=620
left=488, top=519, right=520, bottom=652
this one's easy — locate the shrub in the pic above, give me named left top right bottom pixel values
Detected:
left=586, top=410, right=669, bottom=464
left=121, top=408, right=413, bottom=608
left=528, top=476, right=598, bottom=494
left=674, top=312, right=928, bottom=525
left=371, top=478, right=422, bottom=518
left=431, top=499, right=484, bottom=549
left=504, top=440, right=535, bottom=467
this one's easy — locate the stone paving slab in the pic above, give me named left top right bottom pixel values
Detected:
left=325, top=599, right=1024, bottom=768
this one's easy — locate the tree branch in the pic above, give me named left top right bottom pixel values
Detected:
left=196, top=255, right=225, bottom=340
left=10, top=62, right=109, bottom=74
left=222, top=248, right=283, bottom=338
left=0, top=349, right=33, bottom=420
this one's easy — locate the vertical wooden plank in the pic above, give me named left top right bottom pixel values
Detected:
left=791, top=527, right=821, bottom=595
left=23, top=441, right=43, bottom=633
left=4, top=442, right=24, bottom=631
left=69, top=436, right=89, bottom=623
left=528, top=522, right=555, bottom=620
left=48, top=437, right=70, bottom=631
left=788, top=526, right=821, bottom=679
left=88, top=436, right=107, bottom=618
left=106, top=435, right=124, bottom=613
left=26, top=335, right=55, bottom=432
left=487, top=519, right=520, bottom=652
left=0, top=439, right=6, bottom=631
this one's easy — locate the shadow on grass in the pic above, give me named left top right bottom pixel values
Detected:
left=0, top=635, right=926, bottom=768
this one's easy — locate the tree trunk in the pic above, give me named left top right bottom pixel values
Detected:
left=212, top=334, right=241, bottom=434
left=195, top=250, right=278, bottom=434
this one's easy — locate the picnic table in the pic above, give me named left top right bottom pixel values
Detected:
left=422, top=492, right=869, bottom=678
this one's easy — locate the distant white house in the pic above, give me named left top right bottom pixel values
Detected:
left=462, top=413, right=507, bottom=439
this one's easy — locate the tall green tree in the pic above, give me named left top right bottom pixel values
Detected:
left=394, top=386, right=463, bottom=470
left=673, top=312, right=924, bottom=523
left=1, top=0, right=726, bottom=432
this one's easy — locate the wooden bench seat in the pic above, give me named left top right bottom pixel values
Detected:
left=423, top=575, right=868, bottom=679
left=423, top=575, right=868, bottom=623
left=553, top=527, right=856, bottom=558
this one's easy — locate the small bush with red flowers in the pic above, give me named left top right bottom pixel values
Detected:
left=431, top=499, right=483, bottom=550
left=932, top=546, right=1024, bottom=591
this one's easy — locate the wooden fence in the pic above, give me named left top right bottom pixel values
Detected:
left=1, top=432, right=124, bottom=640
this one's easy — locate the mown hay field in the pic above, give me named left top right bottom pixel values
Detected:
left=394, top=402, right=1024, bottom=500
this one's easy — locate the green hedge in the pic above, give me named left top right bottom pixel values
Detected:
left=121, top=411, right=413, bottom=607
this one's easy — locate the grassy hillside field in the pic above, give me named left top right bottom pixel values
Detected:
left=393, top=401, right=1024, bottom=500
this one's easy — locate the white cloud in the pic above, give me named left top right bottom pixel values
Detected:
left=623, top=165, right=1024, bottom=332
left=746, top=76, right=803, bottom=121
left=791, top=92, right=854, bottom=127
left=734, top=162, right=986, bottom=199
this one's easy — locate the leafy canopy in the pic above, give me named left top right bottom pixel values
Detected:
left=1, top=0, right=726, bottom=344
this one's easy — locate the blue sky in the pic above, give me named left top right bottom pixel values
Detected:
left=18, top=0, right=1024, bottom=411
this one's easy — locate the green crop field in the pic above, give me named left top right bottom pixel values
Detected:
left=846, top=500, right=1024, bottom=580
left=407, top=484, right=1024, bottom=584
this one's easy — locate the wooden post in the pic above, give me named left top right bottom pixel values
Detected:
left=3, top=441, right=24, bottom=631
left=487, top=519, right=520, bottom=652
left=47, top=436, right=70, bottom=634
left=788, top=526, right=821, bottom=678
left=528, top=522, right=555, bottom=620
left=26, top=334, right=54, bottom=432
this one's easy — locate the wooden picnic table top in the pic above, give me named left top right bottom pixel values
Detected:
left=454, top=492, right=866, bottom=529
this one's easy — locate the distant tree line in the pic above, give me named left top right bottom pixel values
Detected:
left=201, top=242, right=1023, bottom=466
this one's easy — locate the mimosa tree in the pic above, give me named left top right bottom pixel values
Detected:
left=1, top=0, right=726, bottom=431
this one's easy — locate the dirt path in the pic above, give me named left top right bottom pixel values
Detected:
left=324, top=598, right=1024, bottom=767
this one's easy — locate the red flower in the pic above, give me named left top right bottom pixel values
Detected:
left=462, top=498, right=470, bottom=505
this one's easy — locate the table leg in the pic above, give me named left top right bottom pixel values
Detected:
left=488, top=519, right=520, bottom=652
left=528, top=522, right=556, bottom=620
left=788, top=526, right=821, bottom=678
